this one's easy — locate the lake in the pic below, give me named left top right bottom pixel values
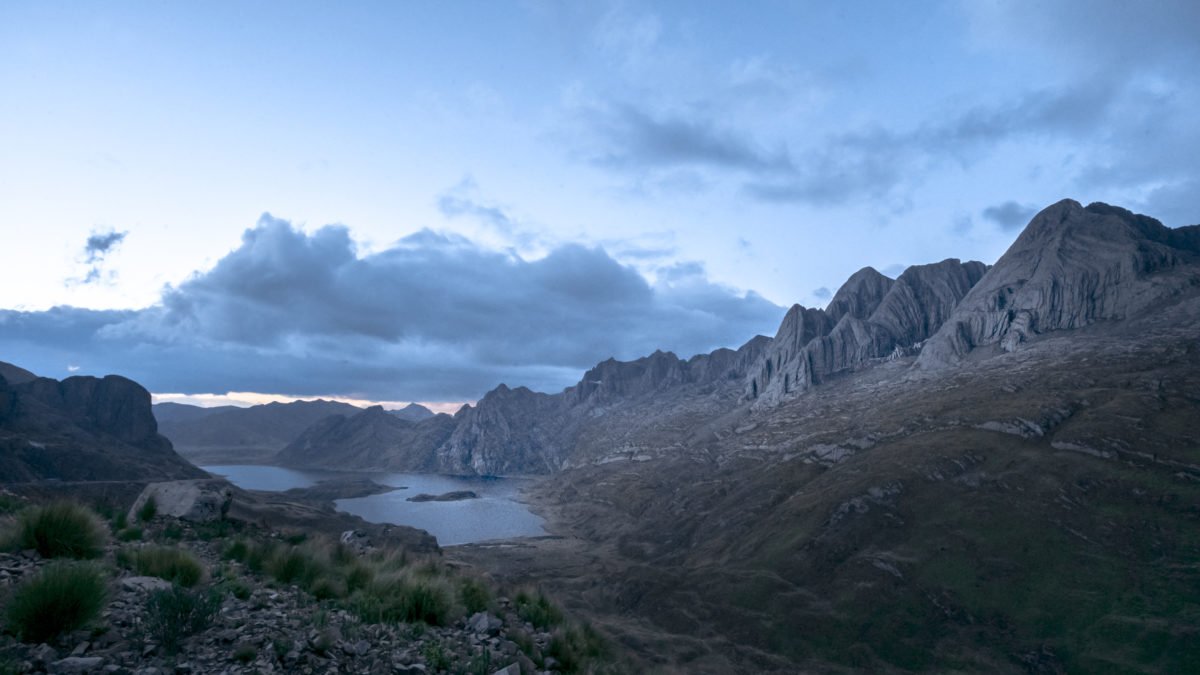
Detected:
left=203, top=465, right=547, bottom=546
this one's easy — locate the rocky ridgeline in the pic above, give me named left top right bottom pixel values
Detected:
left=0, top=505, right=602, bottom=675
left=276, top=200, right=1199, bottom=477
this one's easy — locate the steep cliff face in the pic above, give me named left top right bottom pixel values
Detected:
left=749, top=259, right=986, bottom=404
left=0, top=365, right=204, bottom=482
left=919, top=200, right=1200, bottom=368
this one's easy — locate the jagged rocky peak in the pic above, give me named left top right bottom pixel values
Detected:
left=827, top=266, right=895, bottom=323
left=919, top=199, right=1200, bottom=368
left=748, top=258, right=987, bottom=404
left=569, top=350, right=688, bottom=404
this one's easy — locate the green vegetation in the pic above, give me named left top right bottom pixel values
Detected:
left=515, top=587, right=563, bottom=629
left=233, top=642, right=257, bottom=663
left=548, top=623, right=609, bottom=674
left=121, top=545, right=205, bottom=587
left=136, top=496, right=157, bottom=523
left=351, top=572, right=454, bottom=626
left=7, top=501, right=107, bottom=559
left=0, top=493, right=26, bottom=515
left=5, top=562, right=108, bottom=642
left=459, top=576, right=493, bottom=614
left=143, top=586, right=222, bottom=654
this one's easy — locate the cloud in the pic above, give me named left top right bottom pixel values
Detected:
left=812, top=287, right=831, bottom=300
left=585, top=103, right=791, bottom=173
left=68, top=229, right=128, bottom=286
left=579, top=84, right=1129, bottom=207
left=981, top=202, right=1037, bottom=231
left=2, top=215, right=782, bottom=401
left=84, top=230, right=127, bottom=263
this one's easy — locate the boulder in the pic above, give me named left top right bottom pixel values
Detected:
left=128, top=479, right=232, bottom=523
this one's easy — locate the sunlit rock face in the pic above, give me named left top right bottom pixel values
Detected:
left=747, top=259, right=986, bottom=405
left=918, top=200, right=1200, bottom=368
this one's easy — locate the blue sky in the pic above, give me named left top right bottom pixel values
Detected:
left=1, top=0, right=1197, bottom=407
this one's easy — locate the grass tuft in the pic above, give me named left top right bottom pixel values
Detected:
left=5, top=561, right=108, bottom=643
left=515, top=587, right=563, bottom=629
left=9, top=501, right=107, bottom=559
left=122, top=545, right=205, bottom=587
left=143, top=585, right=222, bottom=654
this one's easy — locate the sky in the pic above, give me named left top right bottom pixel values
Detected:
left=1, top=0, right=1198, bottom=408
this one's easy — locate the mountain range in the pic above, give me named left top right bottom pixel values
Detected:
left=275, top=200, right=1200, bottom=479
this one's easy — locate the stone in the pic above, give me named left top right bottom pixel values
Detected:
left=49, top=656, right=105, bottom=674
left=491, top=665, right=521, bottom=675
left=121, top=576, right=172, bottom=593
left=127, top=480, right=232, bottom=523
left=467, top=612, right=503, bottom=636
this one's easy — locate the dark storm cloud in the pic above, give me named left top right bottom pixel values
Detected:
left=981, top=202, right=1038, bottom=231
left=2, top=215, right=782, bottom=400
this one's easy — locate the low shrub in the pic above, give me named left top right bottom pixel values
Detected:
left=116, top=527, right=143, bottom=542
left=222, top=538, right=249, bottom=562
left=351, top=573, right=453, bottom=626
left=136, top=496, right=157, bottom=523
left=124, top=546, right=205, bottom=587
left=11, top=502, right=107, bottom=559
left=547, top=623, right=608, bottom=673
left=221, top=578, right=252, bottom=600
left=459, top=577, right=492, bottom=614
left=233, top=642, right=257, bottom=663
left=143, top=586, right=221, bottom=654
left=5, top=562, right=108, bottom=642
left=0, top=493, right=26, bottom=515
left=515, top=588, right=563, bottom=629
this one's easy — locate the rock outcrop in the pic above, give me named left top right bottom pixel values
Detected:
left=748, top=259, right=986, bottom=404
left=919, top=200, right=1200, bottom=368
left=0, top=365, right=205, bottom=482
left=128, top=479, right=233, bottom=522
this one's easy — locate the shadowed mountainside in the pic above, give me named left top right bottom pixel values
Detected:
left=0, top=364, right=206, bottom=482
left=441, top=199, right=1200, bottom=673
left=156, top=399, right=363, bottom=464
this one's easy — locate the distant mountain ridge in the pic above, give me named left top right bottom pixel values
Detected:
left=273, top=200, right=1200, bottom=477
left=156, top=399, right=363, bottom=463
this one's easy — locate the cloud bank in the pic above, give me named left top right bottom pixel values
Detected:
left=2, top=215, right=782, bottom=401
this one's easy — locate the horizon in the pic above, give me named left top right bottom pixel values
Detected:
left=2, top=1, right=1197, bottom=404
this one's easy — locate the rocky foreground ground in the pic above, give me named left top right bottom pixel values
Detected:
left=0, top=501, right=620, bottom=675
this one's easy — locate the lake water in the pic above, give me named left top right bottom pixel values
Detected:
left=203, top=465, right=547, bottom=546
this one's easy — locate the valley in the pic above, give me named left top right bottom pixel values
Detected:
left=2, top=200, right=1198, bottom=673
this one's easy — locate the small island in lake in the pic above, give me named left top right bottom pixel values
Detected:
left=406, top=490, right=479, bottom=502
